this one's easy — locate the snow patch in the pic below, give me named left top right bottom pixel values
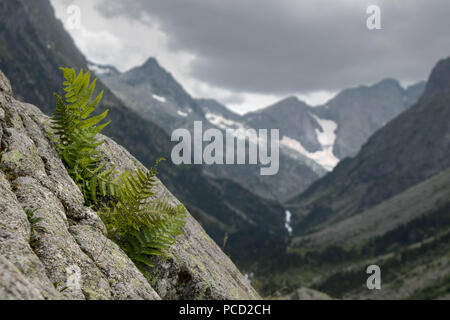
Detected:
left=206, top=113, right=262, bottom=144
left=206, top=113, right=240, bottom=129
left=206, top=112, right=340, bottom=171
left=152, top=94, right=167, bottom=103
left=280, top=136, right=339, bottom=171
left=280, top=113, right=339, bottom=171
left=311, top=114, right=337, bottom=148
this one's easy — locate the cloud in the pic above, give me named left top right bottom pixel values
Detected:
left=51, top=0, right=450, bottom=113
left=69, top=27, right=123, bottom=66
left=93, top=0, right=450, bottom=95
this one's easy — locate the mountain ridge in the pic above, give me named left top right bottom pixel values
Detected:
left=98, top=56, right=327, bottom=201
left=287, top=56, right=450, bottom=235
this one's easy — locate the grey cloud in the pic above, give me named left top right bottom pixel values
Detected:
left=96, top=0, right=450, bottom=95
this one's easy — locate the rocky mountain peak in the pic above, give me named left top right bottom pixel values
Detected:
left=142, top=57, right=161, bottom=70
left=258, top=96, right=311, bottom=114
left=373, top=78, right=402, bottom=89
left=288, top=56, right=450, bottom=234
left=421, top=56, right=450, bottom=100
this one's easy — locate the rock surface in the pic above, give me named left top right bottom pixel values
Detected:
left=0, top=70, right=260, bottom=300
left=0, top=70, right=12, bottom=95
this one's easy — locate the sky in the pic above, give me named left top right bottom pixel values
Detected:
left=50, top=0, right=450, bottom=114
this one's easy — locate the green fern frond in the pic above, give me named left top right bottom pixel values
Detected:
left=26, top=208, right=46, bottom=247
left=100, top=164, right=186, bottom=270
left=51, top=68, right=114, bottom=205
left=51, top=67, right=186, bottom=275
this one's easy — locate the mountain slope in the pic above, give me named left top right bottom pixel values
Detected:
left=245, top=97, right=323, bottom=153
left=313, top=79, right=425, bottom=159
left=99, top=58, right=204, bottom=132
left=239, top=80, right=424, bottom=172
left=287, top=56, right=450, bottom=235
left=292, top=168, right=450, bottom=248
left=256, top=60, right=449, bottom=296
left=0, top=0, right=288, bottom=271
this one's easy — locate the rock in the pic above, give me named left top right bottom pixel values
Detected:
left=0, top=254, right=44, bottom=300
left=0, top=70, right=12, bottom=95
left=0, top=172, right=61, bottom=300
left=69, top=225, right=160, bottom=300
left=0, top=69, right=260, bottom=300
left=96, top=134, right=261, bottom=300
left=0, top=80, right=159, bottom=300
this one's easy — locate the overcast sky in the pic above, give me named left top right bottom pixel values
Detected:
left=51, top=0, right=450, bottom=114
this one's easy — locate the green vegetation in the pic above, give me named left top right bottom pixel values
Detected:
left=51, top=67, right=116, bottom=205
left=255, top=201, right=450, bottom=298
left=409, top=274, right=450, bottom=300
left=51, top=68, right=186, bottom=273
left=100, top=165, right=186, bottom=271
left=26, top=208, right=46, bottom=247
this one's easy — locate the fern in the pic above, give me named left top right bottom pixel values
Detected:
left=100, top=163, right=186, bottom=271
left=51, top=67, right=186, bottom=272
left=51, top=68, right=115, bottom=205
left=26, top=208, right=46, bottom=247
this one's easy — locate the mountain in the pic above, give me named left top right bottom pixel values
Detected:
left=253, top=57, right=450, bottom=299
left=97, top=55, right=425, bottom=202
left=287, top=58, right=450, bottom=234
left=98, top=57, right=204, bottom=132
left=195, top=98, right=243, bottom=123
left=313, top=79, right=426, bottom=159
left=232, top=79, right=425, bottom=174
left=284, top=167, right=450, bottom=299
left=245, top=97, right=323, bottom=153
left=99, top=58, right=326, bottom=201
left=0, top=0, right=288, bottom=272
left=197, top=97, right=327, bottom=201
left=244, top=96, right=339, bottom=171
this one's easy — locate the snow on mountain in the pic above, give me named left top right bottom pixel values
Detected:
left=206, top=112, right=275, bottom=147
left=152, top=94, right=167, bottom=103
left=207, top=111, right=339, bottom=171
left=311, top=114, right=337, bottom=148
left=206, top=112, right=243, bottom=130
left=280, top=136, right=338, bottom=171
left=278, top=112, right=339, bottom=171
